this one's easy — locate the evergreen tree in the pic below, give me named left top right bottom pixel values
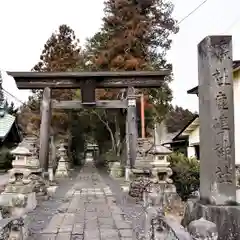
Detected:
left=83, top=0, right=179, bottom=146
left=166, top=106, right=197, bottom=133
left=19, top=25, right=84, bottom=136
left=0, top=71, right=17, bottom=115
left=86, top=0, right=178, bottom=117
left=33, top=24, right=83, bottom=101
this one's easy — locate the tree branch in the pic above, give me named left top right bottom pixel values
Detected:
left=92, top=110, right=116, bottom=152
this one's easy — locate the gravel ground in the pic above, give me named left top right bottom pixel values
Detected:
left=26, top=168, right=81, bottom=238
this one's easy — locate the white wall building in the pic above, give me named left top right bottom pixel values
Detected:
left=179, top=60, right=240, bottom=164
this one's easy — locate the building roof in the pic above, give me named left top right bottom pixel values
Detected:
left=187, top=60, right=240, bottom=95
left=0, top=112, right=16, bottom=142
left=173, top=114, right=199, bottom=141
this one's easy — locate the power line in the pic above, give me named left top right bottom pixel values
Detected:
left=2, top=88, right=40, bottom=113
left=177, top=0, right=209, bottom=26
left=2, top=88, right=25, bottom=105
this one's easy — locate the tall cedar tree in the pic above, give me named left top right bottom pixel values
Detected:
left=86, top=0, right=178, bottom=116
left=84, top=0, right=178, bottom=144
left=19, top=25, right=83, bottom=136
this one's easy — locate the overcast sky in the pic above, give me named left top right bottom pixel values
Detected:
left=1, top=0, right=240, bottom=111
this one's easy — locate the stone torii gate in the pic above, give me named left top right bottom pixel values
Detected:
left=8, top=70, right=170, bottom=176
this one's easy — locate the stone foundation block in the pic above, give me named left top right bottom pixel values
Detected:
left=182, top=199, right=240, bottom=240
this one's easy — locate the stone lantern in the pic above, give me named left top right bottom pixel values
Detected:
left=150, top=145, right=173, bottom=184
left=0, top=145, right=37, bottom=211
left=148, top=145, right=177, bottom=207
left=55, top=143, right=69, bottom=178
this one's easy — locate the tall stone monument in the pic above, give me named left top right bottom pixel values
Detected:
left=182, top=36, right=240, bottom=240
left=198, top=35, right=236, bottom=204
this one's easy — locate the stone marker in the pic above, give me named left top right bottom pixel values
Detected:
left=182, top=35, right=240, bottom=240
left=198, top=35, right=236, bottom=205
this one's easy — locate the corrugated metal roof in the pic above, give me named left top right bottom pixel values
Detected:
left=0, top=112, right=16, bottom=141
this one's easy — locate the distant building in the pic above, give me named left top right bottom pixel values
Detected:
left=170, top=60, right=240, bottom=162
left=0, top=105, right=21, bottom=147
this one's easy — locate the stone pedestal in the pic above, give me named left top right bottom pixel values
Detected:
left=188, top=217, right=218, bottom=240
left=109, top=162, right=124, bottom=178
left=55, top=143, right=69, bottom=178
left=182, top=200, right=240, bottom=240
left=0, top=137, right=48, bottom=212
left=0, top=167, right=37, bottom=212
left=19, top=137, right=48, bottom=199
left=150, top=147, right=176, bottom=193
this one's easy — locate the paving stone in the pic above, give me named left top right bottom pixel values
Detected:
left=100, top=229, right=119, bottom=238
left=62, top=213, right=75, bottom=225
left=41, top=227, right=59, bottom=234
left=115, top=221, right=132, bottom=229
left=37, top=234, right=57, bottom=240
left=58, top=202, right=70, bottom=213
left=119, top=229, right=133, bottom=238
left=58, top=225, right=73, bottom=233
left=71, top=235, right=83, bottom=240
left=84, top=230, right=100, bottom=239
left=33, top=161, right=139, bottom=239
left=47, top=213, right=65, bottom=229
left=72, top=223, right=84, bottom=235
left=56, top=232, right=71, bottom=240
left=74, top=213, right=85, bottom=222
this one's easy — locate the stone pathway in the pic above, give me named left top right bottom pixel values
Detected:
left=35, top=162, right=133, bottom=240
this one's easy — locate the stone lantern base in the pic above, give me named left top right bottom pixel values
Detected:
left=0, top=169, right=37, bottom=212
left=55, top=157, right=70, bottom=178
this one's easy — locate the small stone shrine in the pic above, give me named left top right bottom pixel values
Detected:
left=55, top=143, right=70, bottom=178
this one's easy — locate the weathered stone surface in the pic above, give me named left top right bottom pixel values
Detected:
left=56, top=232, right=71, bottom=239
left=182, top=200, right=240, bottom=240
left=109, top=162, right=124, bottom=178
left=198, top=35, right=236, bottom=205
left=38, top=160, right=136, bottom=239
left=37, top=233, right=57, bottom=240
left=0, top=217, right=27, bottom=240
left=188, top=217, right=218, bottom=240
left=128, top=176, right=152, bottom=200
left=55, top=144, right=70, bottom=178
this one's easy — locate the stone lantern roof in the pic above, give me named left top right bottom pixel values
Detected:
left=11, top=146, right=31, bottom=156
left=149, top=144, right=172, bottom=155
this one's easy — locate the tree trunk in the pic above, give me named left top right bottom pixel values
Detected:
left=114, top=114, right=121, bottom=156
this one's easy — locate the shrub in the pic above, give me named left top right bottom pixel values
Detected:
left=168, top=152, right=200, bottom=201
left=0, top=147, right=14, bottom=171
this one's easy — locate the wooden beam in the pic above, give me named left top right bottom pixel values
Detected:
left=52, top=100, right=128, bottom=109
left=39, top=87, right=51, bottom=173
left=8, top=70, right=170, bottom=78
left=12, top=79, right=166, bottom=89
left=7, top=70, right=170, bottom=89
